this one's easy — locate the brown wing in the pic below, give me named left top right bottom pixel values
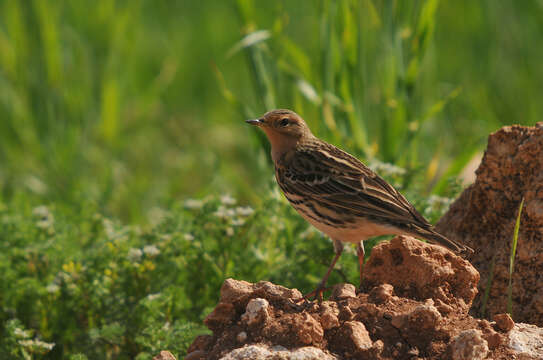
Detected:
left=276, top=141, right=430, bottom=230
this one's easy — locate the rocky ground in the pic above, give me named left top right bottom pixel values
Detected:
left=184, top=236, right=541, bottom=359
left=436, top=122, right=543, bottom=325
left=169, top=123, right=543, bottom=360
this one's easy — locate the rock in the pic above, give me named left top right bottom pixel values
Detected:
left=494, top=313, right=515, bottom=332
left=241, top=298, right=270, bottom=326
left=337, top=304, right=354, bottom=321
left=187, top=334, right=213, bottom=354
left=478, top=319, right=503, bottom=349
left=330, top=283, right=356, bottom=300
left=508, top=323, right=543, bottom=358
left=483, top=330, right=502, bottom=350
left=297, top=313, right=324, bottom=345
left=344, top=321, right=373, bottom=351
left=236, top=331, right=247, bottom=343
left=188, top=272, right=534, bottom=359
left=368, top=284, right=394, bottom=304
left=450, top=329, right=489, bottom=360
left=390, top=313, right=405, bottom=329
left=363, top=235, right=479, bottom=314
left=218, top=344, right=338, bottom=360
left=332, top=321, right=373, bottom=356
left=152, top=351, right=176, bottom=360
left=319, top=302, right=340, bottom=330
left=436, top=124, right=543, bottom=325
left=220, top=278, right=254, bottom=304
left=204, top=303, right=236, bottom=330
left=184, top=351, right=205, bottom=360
left=254, top=281, right=303, bottom=301
left=407, top=303, right=442, bottom=330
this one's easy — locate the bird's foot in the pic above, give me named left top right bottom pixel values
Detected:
left=302, top=282, right=330, bottom=302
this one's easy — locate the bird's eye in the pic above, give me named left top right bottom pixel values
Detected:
left=279, top=118, right=289, bottom=127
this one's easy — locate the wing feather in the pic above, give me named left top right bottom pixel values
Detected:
left=277, top=142, right=430, bottom=229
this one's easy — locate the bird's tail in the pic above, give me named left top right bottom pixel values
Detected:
left=411, top=227, right=473, bottom=255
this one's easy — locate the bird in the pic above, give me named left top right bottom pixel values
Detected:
left=246, top=109, right=472, bottom=300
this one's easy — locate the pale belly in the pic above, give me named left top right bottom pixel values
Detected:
left=294, top=202, right=403, bottom=243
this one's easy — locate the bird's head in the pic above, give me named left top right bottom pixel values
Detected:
left=246, top=109, right=312, bottom=161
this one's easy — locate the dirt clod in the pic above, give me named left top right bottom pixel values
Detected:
left=494, top=313, right=515, bottom=332
left=363, top=235, right=479, bottom=314
left=368, top=284, right=394, bottom=304
left=330, top=283, right=356, bottom=300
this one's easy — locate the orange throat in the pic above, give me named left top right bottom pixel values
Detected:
left=262, top=128, right=300, bottom=162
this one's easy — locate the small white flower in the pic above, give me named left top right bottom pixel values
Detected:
left=146, top=293, right=161, bottom=301
left=147, top=207, right=168, bottom=226
left=235, top=206, right=254, bottom=217
left=18, top=339, right=55, bottom=351
left=25, top=176, right=48, bottom=194
left=214, top=205, right=236, bottom=219
left=369, top=160, right=406, bottom=177
left=220, top=194, right=236, bottom=205
left=184, top=199, right=204, bottom=209
left=46, top=284, right=60, bottom=294
left=183, top=233, right=195, bottom=241
left=103, top=219, right=117, bottom=240
left=33, top=205, right=54, bottom=229
left=127, top=248, right=143, bottom=262
left=143, top=245, right=160, bottom=257
left=231, top=218, right=245, bottom=226
left=14, top=328, right=32, bottom=339
left=36, top=219, right=54, bottom=229
left=32, top=205, right=50, bottom=218
left=226, top=227, right=234, bottom=237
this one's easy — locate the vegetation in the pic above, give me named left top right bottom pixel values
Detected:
left=0, top=0, right=541, bottom=358
left=507, top=197, right=524, bottom=317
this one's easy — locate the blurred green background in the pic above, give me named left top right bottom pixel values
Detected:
left=1, top=0, right=541, bottom=221
left=1, top=0, right=542, bottom=359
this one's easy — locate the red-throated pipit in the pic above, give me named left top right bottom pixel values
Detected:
left=246, top=109, right=472, bottom=299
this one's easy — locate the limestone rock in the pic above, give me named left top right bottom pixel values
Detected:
left=450, top=329, right=489, bottom=360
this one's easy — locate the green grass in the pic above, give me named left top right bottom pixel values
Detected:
left=1, top=1, right=541, bottom=221
left=0, top=0, right=542, bottom=358
left=507, top=197, right=524, bottom=317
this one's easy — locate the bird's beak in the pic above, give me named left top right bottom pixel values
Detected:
left=246, top=118, right=263, bottom=126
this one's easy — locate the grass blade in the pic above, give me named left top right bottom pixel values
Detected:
left=507, top=197, right=524, bottom=316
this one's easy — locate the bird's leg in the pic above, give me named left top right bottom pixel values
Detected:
left=304, top=239, right=344, bottom=301
left=357, top=241, right=365, bottom=288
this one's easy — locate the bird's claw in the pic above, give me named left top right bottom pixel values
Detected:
left=302, top=282, right=331, bottom=302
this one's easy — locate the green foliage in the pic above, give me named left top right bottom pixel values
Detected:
left=0, top=1, right=541, bottom=221
left=0, top=197, right=222, bottom=359
left=0, top=168, right=455, bottom=359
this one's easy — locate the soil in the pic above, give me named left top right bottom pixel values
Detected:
left=186, top=237, right=526, bottom=360
left=436, top=123, right=543, bottom=325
